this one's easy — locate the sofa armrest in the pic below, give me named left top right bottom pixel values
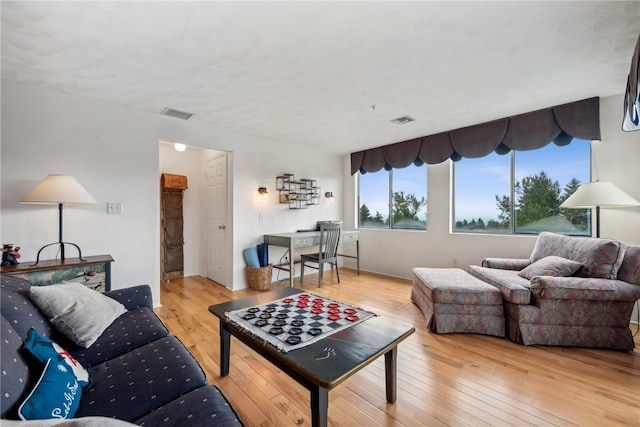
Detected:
left=530, top=276, right=640, bottom=301
left=104, top=285, right=153, bottom=310
left=481, top=258, right=531, bottom=271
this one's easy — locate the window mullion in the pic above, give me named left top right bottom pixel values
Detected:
left=388, top=169, right=393, bottom=228
left=510, top=151, right=515, bottom=233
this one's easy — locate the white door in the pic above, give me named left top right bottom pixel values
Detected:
left=206, top=154, right=228, bottom=286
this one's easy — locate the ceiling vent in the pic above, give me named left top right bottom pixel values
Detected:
left=390, top=115, right=415, bottom=125
left=161, top=107, right=193, bottom=120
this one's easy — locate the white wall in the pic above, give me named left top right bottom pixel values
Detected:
left=231, top=142, right=344, bottom=283
left=342, top=94, right=640, bottom=280
left=1, top=82, right=343, bottom=305
left=1, top=83, right=163, bottom=303
left=597, top=95, right=640, bottom=243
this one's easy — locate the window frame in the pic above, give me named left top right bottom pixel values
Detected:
left=451, top=141, right=592, bottom=236
left=357, top=165, right=427, bottom=231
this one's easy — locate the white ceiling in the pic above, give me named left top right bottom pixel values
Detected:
left=2, top=1, right=639, bottom=154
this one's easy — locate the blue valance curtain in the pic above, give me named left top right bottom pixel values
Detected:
left=351, top=97, right=600, bottom=175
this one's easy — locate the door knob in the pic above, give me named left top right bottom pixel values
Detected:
left=218, top=225, right=226, bottom=230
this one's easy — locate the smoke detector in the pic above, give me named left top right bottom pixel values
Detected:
left=390, top=115, right=415, bottom=125
left=161, top=107, right=193, bottom=120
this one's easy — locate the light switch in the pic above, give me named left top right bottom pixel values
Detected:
left=107, top=202, right=123, bottom=215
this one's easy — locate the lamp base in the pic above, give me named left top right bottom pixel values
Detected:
left=31, top=242, right=86, bottom=266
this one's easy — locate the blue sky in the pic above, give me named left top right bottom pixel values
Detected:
left=360, top=139, right=590, bottom=223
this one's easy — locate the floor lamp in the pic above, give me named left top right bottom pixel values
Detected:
left=21, top=174, right=97, bottom=265
left=560, top=181, right=640, bottom=238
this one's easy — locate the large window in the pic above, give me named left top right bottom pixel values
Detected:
left=359, top=164, right=427, bottom=230
left=454, top=140, right=591, bottom=235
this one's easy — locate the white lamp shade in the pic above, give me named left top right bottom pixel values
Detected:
left=560, top=182, right=640, bottom=209
left=21, top=174, right=97, bottom=205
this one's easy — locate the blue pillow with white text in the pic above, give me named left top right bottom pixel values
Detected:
left=23, top=328, right=89, bottom=387
left=18, top=358, right=82, bottom=420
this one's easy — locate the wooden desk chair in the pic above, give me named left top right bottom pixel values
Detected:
left=300, top=222, right=342, bottom=287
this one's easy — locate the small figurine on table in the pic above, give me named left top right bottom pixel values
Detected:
left=2, top=244, right=21, bottom=266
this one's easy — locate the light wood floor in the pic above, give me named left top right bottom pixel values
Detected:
left=154, top=270, right=640, bottom=427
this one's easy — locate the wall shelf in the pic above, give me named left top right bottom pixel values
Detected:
left=276, top=174, right=320, bottom=209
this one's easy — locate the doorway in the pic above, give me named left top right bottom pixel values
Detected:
left=158, top=143, right=230, bottom=288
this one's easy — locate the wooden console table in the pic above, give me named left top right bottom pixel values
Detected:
left=0, top=255, right=114, bottom=292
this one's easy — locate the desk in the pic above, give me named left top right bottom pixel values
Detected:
left=264, top=231, right=359, bottom=287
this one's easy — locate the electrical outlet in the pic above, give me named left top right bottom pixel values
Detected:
left=107, top=202, right=123, bottom=215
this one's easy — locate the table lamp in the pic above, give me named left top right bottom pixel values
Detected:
left=560, top=181, right=640, bottom=237
left=21, top=174, right=97, bottom=265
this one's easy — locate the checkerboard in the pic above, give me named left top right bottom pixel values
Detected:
left=225, top=292, right=376, bottom=352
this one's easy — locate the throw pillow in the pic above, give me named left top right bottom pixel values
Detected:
left=28, top=281, right=127, bottom=348
left=518, top=255, right=582, bottom=280
left=23, top=328, right=89, bottom=387
left=18, top=358, right=82, bottom=420
left=4, top=417, right=139, bottom=427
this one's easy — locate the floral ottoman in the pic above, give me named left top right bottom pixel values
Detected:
left=411, top=268, right=505, bottom=337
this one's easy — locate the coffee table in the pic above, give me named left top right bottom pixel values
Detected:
left=208, top=288, right=415, bottom=427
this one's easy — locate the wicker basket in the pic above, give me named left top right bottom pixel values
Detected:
left=246, top=264, right=273, bottom=291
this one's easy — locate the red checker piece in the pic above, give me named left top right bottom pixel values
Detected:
left=283, top=298, right=294, bottom=304
left=297, top=302, right=308, bottom=308
left=313, top=298, right=324, bottom=303
left=328, top=303, right=339, bottom=308
left=328, top=308, right=340, bottom=314
left=343, top=308, right=356, bottom=315
left=346, top=315, right=359, bottom=322
left=311, top=308, right=323, bottom=314
left=299, top=294, right=309, bottom=299
left=328, top=314, right=341, bottom=321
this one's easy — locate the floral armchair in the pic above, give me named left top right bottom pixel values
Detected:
left=468, top=232, right=640, bottom=351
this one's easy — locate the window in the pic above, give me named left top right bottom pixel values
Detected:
left=454, top=152, right=510, bottom=233
left=358, top=164, right=427, bottom=230
left=454, top=140, right=591, bottom=235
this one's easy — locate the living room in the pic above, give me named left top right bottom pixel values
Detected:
left=1, top=2, right=638, bottom=303
left=1, top=2, right=640, bottom=425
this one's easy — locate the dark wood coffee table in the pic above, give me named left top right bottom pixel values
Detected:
left=208, top=288, right=415, bottom=427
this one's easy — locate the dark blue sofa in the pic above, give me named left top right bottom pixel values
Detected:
left=1, top=275, right=243, bottom=426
